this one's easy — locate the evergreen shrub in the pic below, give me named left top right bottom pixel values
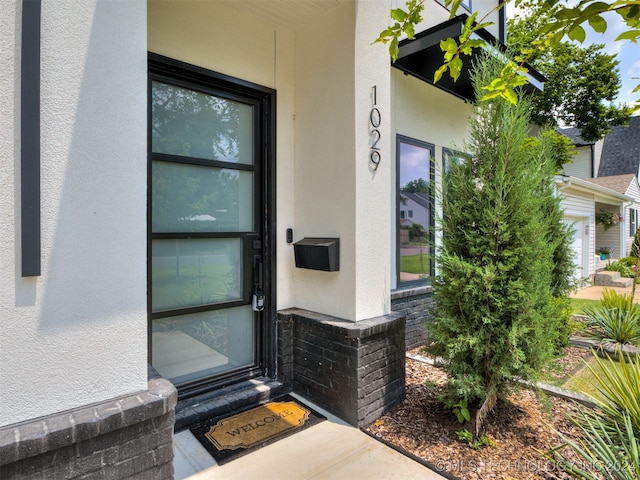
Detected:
left=428, top=51, right=575, bottom=417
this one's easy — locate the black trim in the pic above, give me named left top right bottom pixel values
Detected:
left=498, top=0, right=506, bottom=44
left=396, top=135, right=435, bottom=287
left=21, top=0, right=41, bottom=277
left=147, top=53, right=277, bottom=399
left=394, top=14, right=546, bottom=102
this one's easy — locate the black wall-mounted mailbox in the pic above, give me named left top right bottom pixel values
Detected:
left=293, top=238, right=340, bottom=272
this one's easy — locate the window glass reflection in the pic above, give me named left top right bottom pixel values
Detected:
left=152, top=161, right=253, bottom=233
left=398, top=140, right=433, bottom=283
left=152, top=81, right=253, bottom=165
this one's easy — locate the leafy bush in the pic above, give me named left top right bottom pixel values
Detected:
left=606, top=259, right=636, bottom=279
left=631, top=228, right=640, bottom=259
left=582, top=289, right=640, bottom=346
left=545, top=353, right=640, bottom=480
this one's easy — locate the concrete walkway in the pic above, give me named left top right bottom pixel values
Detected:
left=174, top=394, right=447, bottom=480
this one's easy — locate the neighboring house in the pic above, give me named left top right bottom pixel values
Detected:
left=598, top=116, right=640, bottom=177
left=558, top=117, right=640, bottom=282
left=399, top=192, right=430, bottom=234
left=1, top=1, right=542, bottom=477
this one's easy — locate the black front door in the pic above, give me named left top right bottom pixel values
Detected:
left=148, top=54, right=275, bottom=397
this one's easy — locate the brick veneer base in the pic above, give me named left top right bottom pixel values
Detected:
left=277, top=308, right=405, bottom=428
left=0, top=371, right=177, bottom=480
left=391, top=284, right=434, bottom=350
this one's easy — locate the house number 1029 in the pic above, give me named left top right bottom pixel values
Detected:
left=370, top=86, right=381, bottom=171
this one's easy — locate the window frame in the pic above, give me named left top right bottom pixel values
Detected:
left=396, top=135, right=435, bottom=287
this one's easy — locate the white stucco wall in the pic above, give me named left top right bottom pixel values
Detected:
left=353, top=0, right=392, bottom=320
left=148, top=0, right=298, bottom=310
left=292, top=2, right=358, bottom=319
left=1, top=0, right=148, bottom=427
left=390, top=69, right=473, bottom=288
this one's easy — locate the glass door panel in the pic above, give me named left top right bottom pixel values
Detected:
left=151, top=306, right=255, bottom=385
left=151, top=238, right=243, bottom=312
left=149, top=65, right=266, bottom=392
left=152, top=161, right=254, bottom=233
left=151, top=81, right=254, bottom=165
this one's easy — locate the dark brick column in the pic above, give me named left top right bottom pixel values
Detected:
left=0, top=371, right=177, bottom=480
left=277, top=308, right=405, bottom=428
left=391, top=284, right=434, bottom=350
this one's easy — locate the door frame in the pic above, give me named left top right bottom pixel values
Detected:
left=147, top=53, right=277, bottom=399
left=564, top=215, right=589, bottom=284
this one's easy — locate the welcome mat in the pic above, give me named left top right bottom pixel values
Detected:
left=190, top=395, right=325, bottom=465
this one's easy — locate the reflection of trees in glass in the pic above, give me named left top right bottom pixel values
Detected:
left=151, top=239, right=241, bottom=312
left=151, top=81, right=243, bottom=162
left=152, top=163, right=241, bottom=232
left=401, top=178, right=429, bottom=193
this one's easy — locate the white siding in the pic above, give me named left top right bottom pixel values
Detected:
left=562, top=146, right=592, bottom=178
left=624, top=180, right=640, bottom=255
left=595, top=203, right=623, bottom=259
left=559, top=189, right=596, bottom=277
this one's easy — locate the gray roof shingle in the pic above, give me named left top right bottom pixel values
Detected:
left=597, top=116, right=640, bottom=177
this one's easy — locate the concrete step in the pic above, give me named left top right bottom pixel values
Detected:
left=593, top=270, right=634, bottom=288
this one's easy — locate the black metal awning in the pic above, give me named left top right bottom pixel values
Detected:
left=394, top=15, right=546, bottom=102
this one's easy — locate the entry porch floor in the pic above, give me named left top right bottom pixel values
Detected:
left=174, top=393, right=447, bottom=480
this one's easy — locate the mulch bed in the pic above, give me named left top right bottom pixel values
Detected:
left=365, top=347, right=602, bottom=480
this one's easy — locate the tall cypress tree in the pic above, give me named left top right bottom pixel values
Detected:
left=429, top=51, right=573, bottom=429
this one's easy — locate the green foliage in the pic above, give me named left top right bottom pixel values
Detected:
left=429, top=52, right=573, bottom=409
left=548, top=296, right=573, bottom=351
left=582, top=289, right=640, bottom=346
left=606, top=260, right=636, bottom=279
left=570, top=297, right=601, bottom=314
left=544, top=353, right=640, bottom=480
left=456, top=429, right=496, bottom=449
left=631, top=228, right=640, bottom=259
left=509, top=1, right=633, bottom=141
left=400, top=253, right=430, bottom=275
left=373, top=0, right=425, bottom=61
left=452, top=399, right=471, bottom=423
left=585, top=352, right=640, bottom=432
left=423, top=379, right=436, bottom=389
left=456, top=429, right=473, bottom=442
left=401, top=178, right=429, bottom=193
left=523, top=129, right=576, bottom=172
left=378, top=0, right=640, bottom=109
left=472, top=435, right=496, bottom=449
left=408, top=223, right=426, bottom=242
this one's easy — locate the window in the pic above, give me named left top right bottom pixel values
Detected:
left=397, top=136, right=434, bottom=285
left=442, top=148, right=469, bottom=175
left=630, top=208, right=638, bottom=237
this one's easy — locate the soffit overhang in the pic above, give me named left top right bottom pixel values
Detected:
left=556, top=175, right=634, bottom=204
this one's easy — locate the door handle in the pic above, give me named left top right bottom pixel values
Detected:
left=252, top=255, right=264, bottom=311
